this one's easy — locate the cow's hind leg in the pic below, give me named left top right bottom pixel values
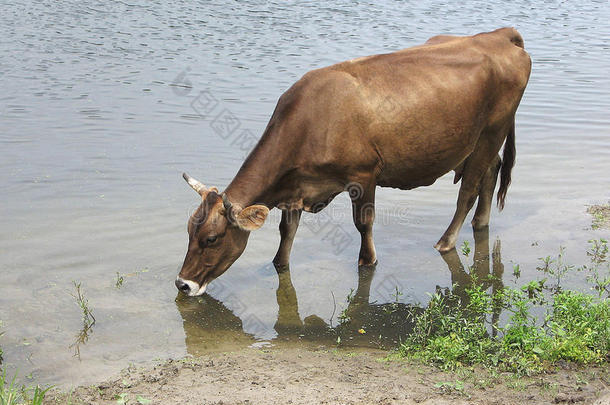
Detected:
left=435, top=128, right=508, bottom=253
left=350, top=180, right=377, bottom=266
left=471, top=154, right=501, bottom=230
left=273, top=209, right=302, bottom=268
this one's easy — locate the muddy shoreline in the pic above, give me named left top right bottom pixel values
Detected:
left=45, top=347, right=610, bottom=405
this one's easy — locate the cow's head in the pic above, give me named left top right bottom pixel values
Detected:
left=176, top=173, right=269, bottom=296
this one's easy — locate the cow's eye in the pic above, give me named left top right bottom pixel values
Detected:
left=206, top=235, right=218, bottom=245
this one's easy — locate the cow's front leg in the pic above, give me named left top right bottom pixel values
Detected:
left=273, top=209, right=302, bottom=268
left=350, top=181, right=377, bottom=266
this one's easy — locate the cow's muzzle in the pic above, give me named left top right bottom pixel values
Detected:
left=175, top=277, right=208, bottom=296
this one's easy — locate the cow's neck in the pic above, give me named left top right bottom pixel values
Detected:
left=223, top=135, right=288, bottom=208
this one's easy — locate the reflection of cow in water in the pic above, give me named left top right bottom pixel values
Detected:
left=175, top=294, right=255, bottom=355
left=438, top=227, right=505, bottom=335
left=175, top=228, right=504, bottom=354
left=273, top=265, right=422, bottom=348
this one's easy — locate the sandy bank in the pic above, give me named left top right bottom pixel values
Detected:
left=45, top=347, right=610, bottom=405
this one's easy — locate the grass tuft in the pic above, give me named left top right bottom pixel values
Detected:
left=0, top=369, right=51, bottom=405
left=399, top=239, right=610, bottom=375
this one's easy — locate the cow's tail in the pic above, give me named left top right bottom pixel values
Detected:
left=496, top=121, right=515, bottom=211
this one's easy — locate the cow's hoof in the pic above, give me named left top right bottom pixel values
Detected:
left=358, top=255, right=377, bottom=267
left=358, top=259, right=378, bottom=269
left=434, top=240, right=455, bottom=253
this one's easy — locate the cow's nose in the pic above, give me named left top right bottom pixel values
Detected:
left=175, top=278, right=191, bottom=293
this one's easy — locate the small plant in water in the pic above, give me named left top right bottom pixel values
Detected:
left=581, top=238, right=610, bottom=298
left=69, top=281, right=96, bottom=358
left=391, top=286, right=403, bottom=303
left=536, top=246, right=573, bottom=293
left=71, top=281, right=95, bottom=329
left=512, top=263, right=521, bottom=278
left=338, top=288, right=355, bottom=325
left=115, top=272, right=124, bottom=289
left=384, top=286, right=404, bottom=315
left=461, top=240, right=471, bottom=257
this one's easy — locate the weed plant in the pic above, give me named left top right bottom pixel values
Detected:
left=399, top=239, right=610, bottom=375
left=69, top=281, right=96, bottom=359
left=0, top=369, right=50, bottom=405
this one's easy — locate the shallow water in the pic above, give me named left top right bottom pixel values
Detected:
left=1, top=0, right=609, bottom=388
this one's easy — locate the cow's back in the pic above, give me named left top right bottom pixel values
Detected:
left=313, top=28, right=531, bottom=189
left=259, top=28, right=530, bottom=192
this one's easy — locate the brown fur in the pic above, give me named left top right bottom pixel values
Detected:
left=178, top=28, right=531, bottom=292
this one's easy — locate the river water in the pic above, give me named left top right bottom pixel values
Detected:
left=1, top=0, right=609, bottom=388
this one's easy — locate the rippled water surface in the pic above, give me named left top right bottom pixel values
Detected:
left=1, top=0, right=609, bottom=387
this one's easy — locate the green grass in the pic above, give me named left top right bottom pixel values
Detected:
left=398, top=239, right=610, bottom=375
left=0, top=369, right=50, bottom=405
left=1, top=322, right=49, bottom=404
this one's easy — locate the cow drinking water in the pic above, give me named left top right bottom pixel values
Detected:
left=175, top=27, right=531, bottom=296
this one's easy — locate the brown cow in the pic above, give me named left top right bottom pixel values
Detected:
left=176, top=27, right=531, bottom=296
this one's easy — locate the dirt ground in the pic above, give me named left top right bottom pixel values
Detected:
left=45, top=347, right=610, bottom=405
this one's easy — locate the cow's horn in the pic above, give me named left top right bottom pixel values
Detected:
left=182, top=172, right=208, bottom=196
left=222, top=193, right=233, bottom=211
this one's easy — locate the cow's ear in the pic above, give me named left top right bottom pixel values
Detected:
left=234, top=205, right=269, bottom=231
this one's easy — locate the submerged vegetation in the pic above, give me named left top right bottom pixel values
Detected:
left=588, top=203, right=610, bottom=230
left=69, top=281, right=96, bottom=359
left=399, top=239, right=610, bottom=375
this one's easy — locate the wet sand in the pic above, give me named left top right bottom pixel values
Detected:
left=45, top=347, right=610, bottom=405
